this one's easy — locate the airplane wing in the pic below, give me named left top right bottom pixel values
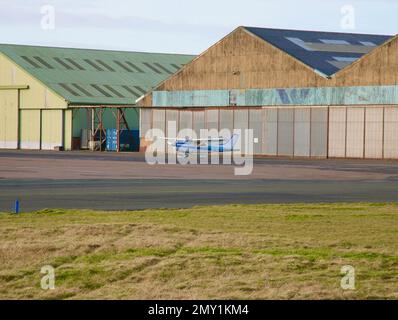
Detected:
left=160, top=137, right=225, bottom=142
left=184, top=137, right=225, bottom=142
left=159, top=137, right=180, bottom=141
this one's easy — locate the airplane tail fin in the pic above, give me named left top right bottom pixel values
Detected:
left=223, top=134, right=239, bottom=150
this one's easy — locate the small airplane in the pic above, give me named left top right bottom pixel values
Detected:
left=163, top=134, right=240, bottom=158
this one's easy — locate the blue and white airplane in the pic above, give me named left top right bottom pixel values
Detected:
left=164, top=134, right=240, bottom=158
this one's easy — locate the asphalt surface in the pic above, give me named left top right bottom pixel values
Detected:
left=1, top=150, right=398, bottom=212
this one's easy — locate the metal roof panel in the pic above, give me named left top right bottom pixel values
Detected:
left=0, top=44, right=195, bottom=105
left=244, top=27, right=393, bottom=76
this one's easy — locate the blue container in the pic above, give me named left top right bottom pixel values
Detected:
left=106, top=129, right=140, bottom=152
left=106, top=129, right=118, bottom=151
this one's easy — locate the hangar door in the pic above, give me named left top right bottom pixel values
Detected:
left=41, top=110, right=63, bottom=150
left=262, top=107, right=328, bottom=158
left=0, top=90, right=18, bottom=149
left=383, top=107, right=398, bottom=159
left=20, top=109, right=41, bottom=149
left=328, top=106, right=396, bottom=159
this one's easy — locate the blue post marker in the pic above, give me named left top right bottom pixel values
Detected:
left=14, top=200, right=20, bottom=214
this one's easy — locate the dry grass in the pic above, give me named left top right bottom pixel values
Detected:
left=0, top=203, right=397, bottom=300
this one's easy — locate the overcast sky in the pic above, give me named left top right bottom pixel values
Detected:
left=0, top=0, right=396, bottom=54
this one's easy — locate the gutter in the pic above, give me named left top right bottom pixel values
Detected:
left=0, top=85, right=29, bottom=90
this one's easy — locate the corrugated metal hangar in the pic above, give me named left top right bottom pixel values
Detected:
left=138, top=26, right=398, bottom=159
left=0, top=44, right=194, bottom=151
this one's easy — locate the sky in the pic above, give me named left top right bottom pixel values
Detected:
left=0, top=0, right=397, bottom=54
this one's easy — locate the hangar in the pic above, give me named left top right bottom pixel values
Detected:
left=0, top=44, right=194, bottom=151
left=138, top=27, right=398, bottom=159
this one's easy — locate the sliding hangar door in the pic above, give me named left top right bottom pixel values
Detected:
left=140, top=105, right=398, bottom=159
left=0, top=90, right=18, bottom=149
left=328, top=106, right=398, bottom=159
left=0, top=103, right=65, bottom=150
left=141, top=107, right=328, bottom=157
left=13, top=109, right=64, bottom=150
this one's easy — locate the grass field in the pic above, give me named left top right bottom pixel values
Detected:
left=0, top=203, right=397, bottom=300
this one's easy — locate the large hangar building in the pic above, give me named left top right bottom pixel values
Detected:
left=0, top=44, right=194, bottom=151
left=138, top=27, right=398, bottom=159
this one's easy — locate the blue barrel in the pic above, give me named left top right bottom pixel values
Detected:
left=106, top=129, right=118, bottom=151
left=106, top=129, right=140, bottom=152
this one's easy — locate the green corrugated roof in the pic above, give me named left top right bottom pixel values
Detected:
left=0, top=44, right=195, bottom=105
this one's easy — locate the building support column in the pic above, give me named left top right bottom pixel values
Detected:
left=89, top=106, right=106, bottom=151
